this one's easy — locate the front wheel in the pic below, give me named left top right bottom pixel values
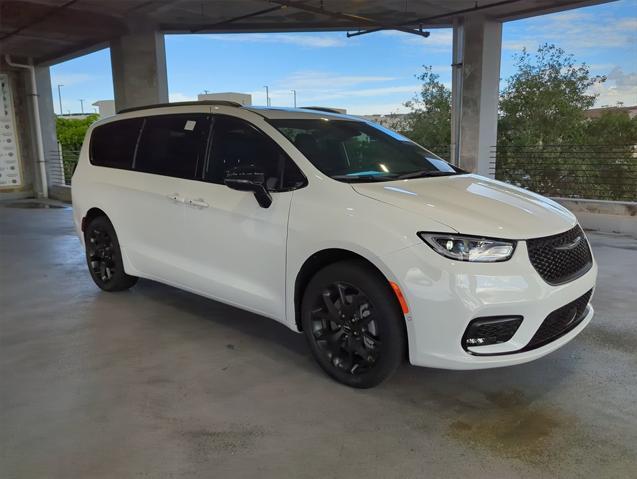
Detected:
left=301, top=260, right=406, bottom=388
left=84, top=215, right=138, bottom=292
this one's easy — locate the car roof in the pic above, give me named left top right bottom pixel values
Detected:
left=114, top=101, right=363, bottom=122
left=245, top=106, right=359, bottom=121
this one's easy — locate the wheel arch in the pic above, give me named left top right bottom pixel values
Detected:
left=81, top=207, right=109, bottom=235
left=81, top=206, right=138, bottom=278
left=293, top=248, right=402, bottom=332
left=84, top=206, right=108, bottom=222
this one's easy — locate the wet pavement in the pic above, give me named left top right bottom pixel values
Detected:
left=1, top=203, right=636, bottom=478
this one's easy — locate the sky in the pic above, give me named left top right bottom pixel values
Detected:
left=50, top=0, right=637, bottom=116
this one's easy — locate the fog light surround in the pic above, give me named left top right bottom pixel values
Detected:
left=462, top=316, right=523, bottom=351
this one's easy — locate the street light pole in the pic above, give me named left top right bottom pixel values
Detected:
left=264, top=85, right=270, bottom=106
left=291, top=89, right=297, bottom=108
left=79, top=99, right=84, bottom=114
left=57, top=84, right=64, bottom=115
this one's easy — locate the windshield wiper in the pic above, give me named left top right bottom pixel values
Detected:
left=397, top=170, right=461, bottom=180
left=331, top=174, right=398, bottom=183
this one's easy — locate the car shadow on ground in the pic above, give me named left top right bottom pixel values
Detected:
left=127, top=276, right=576, bottom=396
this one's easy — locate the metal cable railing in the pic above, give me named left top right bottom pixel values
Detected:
left=46, top=145, right=80, bottom=186
left=491, top=145, right=636, bottom=202
left=46, top=143, right=636, bottom=202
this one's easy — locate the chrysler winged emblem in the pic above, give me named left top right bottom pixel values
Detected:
left=554, top=236, right=582, bottom=251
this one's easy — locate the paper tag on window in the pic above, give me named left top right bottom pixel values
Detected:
left=184, top=120, right=196, bottom=131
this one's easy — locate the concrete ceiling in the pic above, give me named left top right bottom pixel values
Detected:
left=0, top=0, right=610, bottom=65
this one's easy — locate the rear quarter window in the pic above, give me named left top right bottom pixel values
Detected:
left=90, top=118, right=143, bottom=169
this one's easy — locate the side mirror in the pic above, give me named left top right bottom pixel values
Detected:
left=224, top=165, right=272, bottom=208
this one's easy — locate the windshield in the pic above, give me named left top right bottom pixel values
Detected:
left=270, top=119, right=463, bottom=182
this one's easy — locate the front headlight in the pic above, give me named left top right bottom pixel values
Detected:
left=418, top=233, right=516, bottom=262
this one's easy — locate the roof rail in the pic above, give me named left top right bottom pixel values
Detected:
left=117, top=100, right=242, bottom=114
left=301, top=106, right=345, bottom=114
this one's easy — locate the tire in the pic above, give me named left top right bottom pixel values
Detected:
left=301, top=259, right=406, bottom=388
left=84, top=215, right=138, bottom=292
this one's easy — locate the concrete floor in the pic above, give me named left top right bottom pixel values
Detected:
left=1, top=203, right=636, bottom=479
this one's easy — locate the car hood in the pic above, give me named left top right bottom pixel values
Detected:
left=351, top=174, right=577, bottom=239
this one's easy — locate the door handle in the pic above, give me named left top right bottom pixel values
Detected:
left=167, top=193, right=187, bottom=204
left=188, top=198, right=209, bottom=208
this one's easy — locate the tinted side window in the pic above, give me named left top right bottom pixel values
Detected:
left=205, top=116, right=305, bottom=191
left=134, top=114, right=211, bottom=179
left=90, top=118, right=143, bottom=169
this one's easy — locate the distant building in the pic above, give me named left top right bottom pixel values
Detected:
left=584, top=105, right=637, bottom=119
left=198, top=92, right=252, bottom=106
left=359, top=113, right=407, bottom=130
left=56, top=113, right=93, bottom=120
left=92, top=100, right=115, bottom=118
left=303, top=106, right=347, bottom=114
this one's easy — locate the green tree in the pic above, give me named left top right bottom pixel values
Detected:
left=400, top=66, right=451, bottom=158
left=585, top=108, right=637, bottom=145
left=402, top=44, right=635, bottom=200
left=583, top=109, right=637, bottom=201
left=494, top=44, right=635, bottom=200
left=498, top=43, right=605, bottom=146
left=55, top=114, right=98, bottom=184
left=56, top=114, right=99, bottom=151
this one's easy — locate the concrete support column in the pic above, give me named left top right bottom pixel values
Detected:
left=450, top=18, right=464, bottom=168
left=110, top=31, right=168, bottom=112
left=451, top=16, right=502, bottom=177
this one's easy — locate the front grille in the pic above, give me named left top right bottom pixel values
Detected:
left=525, top=289, right=593, bottom=351
left=527, top=225, right=592, bottom=285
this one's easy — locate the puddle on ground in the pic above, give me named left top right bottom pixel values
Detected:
left=3, top=201, right=66, bottom=209
left=447, top=389, right=576, bottom=465
left=442, top=387, right=634, bottom=474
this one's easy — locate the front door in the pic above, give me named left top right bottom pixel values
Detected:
left=178, top=114, right=306, bottom=322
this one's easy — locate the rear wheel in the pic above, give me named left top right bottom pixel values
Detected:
left=84, top=215, right=137, bottom=292
left=301, top=260, right=406, bottom=388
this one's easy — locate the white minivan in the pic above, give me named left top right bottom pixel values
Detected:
left=72, top=101, right=597, bottom=388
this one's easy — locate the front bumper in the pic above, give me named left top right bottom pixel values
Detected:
left=382, top=239, right=597, bottom=369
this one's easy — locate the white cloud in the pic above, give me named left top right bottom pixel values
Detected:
left=503, top=39, right=538, bottom=51
left=245, top=70, right=420, bottom=107
left=169, top=92, right=197, bottom=102
left=248, top=84, right=418, bottom=107
left=345, top=85, right=419, bottom=97
left=425, top=29, right=453, bottom=48
left=280, top=71, right=397, bottom=90
left=346, top=102, right=410, bottom=115
left=590, top=67, right=637, bottom=107
left=295, top=85, right=418, bottom=103
left=203, top=33, right=345, bottom=48
left=50, top=73, right=93, bottom=86
left=379, top=28, right=452, bottom=51
left=241, top=70, right=420, bottom=109
left=505, top=9, right=636, bottom=53
left=588, top=63, right=617, bottom=73
left=607, top=66, right=637, bottom=87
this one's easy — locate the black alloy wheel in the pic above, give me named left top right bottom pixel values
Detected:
left=310, top=281, right=381, bottom=375
left=302, top=260, right=406, bottom=388
left=87, top=226, right=116, bottom=284
left=84, top=215, right=138, bottom=291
